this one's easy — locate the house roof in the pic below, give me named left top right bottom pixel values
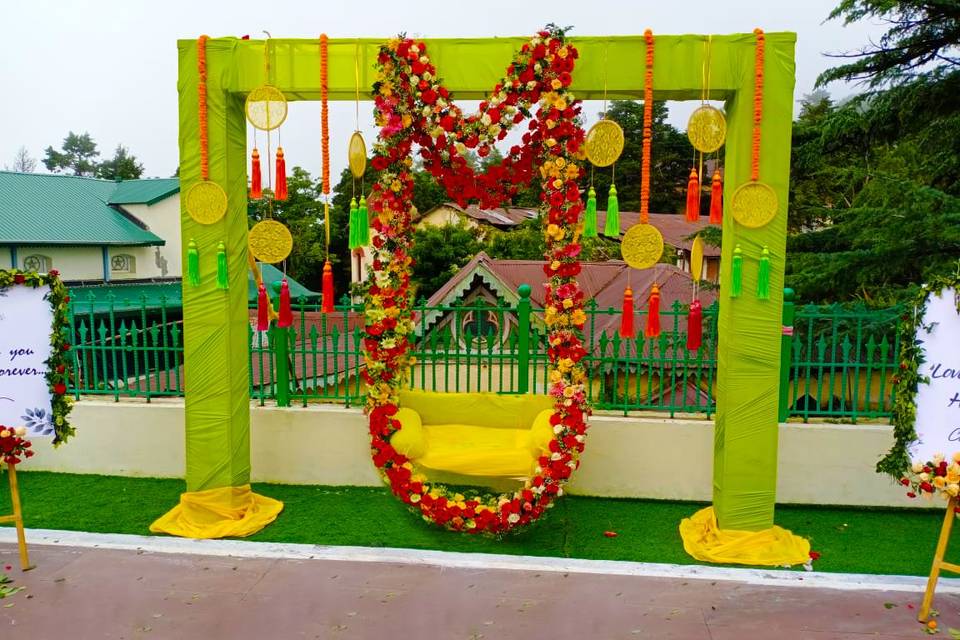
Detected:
left=0, top=172, right=173, bottom=246
left=68, top=281, right=182, bottom=314
left=420, top=202, right=539, bottom=228
left=426, top=251, right=717, bottom=337
left=249, top=263, right=321, bottom=303
left=595, top=211, right=722, bottom=257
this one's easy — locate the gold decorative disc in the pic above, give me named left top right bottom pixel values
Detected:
left=185, top=180, right=227, bottom=225
left=585, top=119, right=625, bottom=168
left=686, top=105, right=727, bottom=153
left=245, top=85, right=288, bottom=131
left=248, top=219, right=293, bottom=264
left=621, top=223, right=664, bottom=270
left=348, top=131, right=367, bottom=178
left=731, top=181, right=778, bottom=228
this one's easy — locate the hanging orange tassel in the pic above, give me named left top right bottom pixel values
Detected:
left=278, top=278, right=293, bottom=328
left=275, top=147, right=288, bottom=201
left=709, top=170, right=723, bottom=224
left=645, top=284, right=661, bottom=338
left=620, top=286, right=635, bottom=338
left=250, top=148, right=262, bottom=199
left=685, top=168, right=700, bottom=222
left=256, top=283, right=269, bottom=331
left=686, top=299, right=703, bottom=351
left=321, top=259, right=335, bottom=313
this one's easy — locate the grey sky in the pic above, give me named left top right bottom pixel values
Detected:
left=0, top=0, right=883, bottom=182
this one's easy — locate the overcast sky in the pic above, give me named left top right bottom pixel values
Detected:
left=0, top=0, right=884, bottom=181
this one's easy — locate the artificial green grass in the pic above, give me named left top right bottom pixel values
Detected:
left=0, top=470, right=953, bottom=576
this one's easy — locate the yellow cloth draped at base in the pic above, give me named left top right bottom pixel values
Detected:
left=150, top=485, right=283, bottom=539
left=679, top=506, right=810, bottom=566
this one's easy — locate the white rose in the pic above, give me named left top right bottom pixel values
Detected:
left=480, top=113, right=492, bottom=126
left=934, top=453, right=946, bottom=465
left=507, top=513, right=520, bottom=524
left=556, top=487, right=564, bottom=497
left=15, top=427, right=27, bottom=436
left=920, top=473, right=931, bottom=482
left=409, top=75, right=420, bottom=85
left=553, top=425, right=563, bottom=434
left=913, top=461, right=925, bottom=473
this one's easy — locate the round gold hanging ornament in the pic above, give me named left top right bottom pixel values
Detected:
left=585, top=119, right=625, bottom=168
left=620, top=223, right=664, bottom=270
left=245, top=85, right=288, bottom=131
left=185, top=180, right=228, bottom=225
left=731, top=181, right=778, bottom=228
left=348, top=131, right=367, bottom=178
left=248, top=219, right=293, bottom=263
left=687, top=105, right=726, bottom=153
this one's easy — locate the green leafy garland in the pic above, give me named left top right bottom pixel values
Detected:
left=0, top=268, right=74, bottom=445
left=877, top=270, right=960, bottom=478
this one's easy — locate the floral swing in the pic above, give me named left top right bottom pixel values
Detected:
left=363, top=27, right=590, bottom=534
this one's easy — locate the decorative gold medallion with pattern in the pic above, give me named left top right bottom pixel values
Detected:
left=348, top=131, right=367, bottom=178
left=245, top=85, right=288, bottom=131
left=185, top=181, right=228, bottom=225
left=731, top=181, right=778, bottom=228
left=248, top=219, right=293, bottom=263
left=686, top=105, right=726, bottom=153
left=621, top=223, right=664, bottom=269
left=585, top=119, right=625, bottom=167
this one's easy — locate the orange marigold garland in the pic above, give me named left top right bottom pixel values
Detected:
left=366, top=27, right=588, bottom=534
left=751, top=28, right=765, bottom=182
left=197, top=35, right=209, bottom=180
left=641, top=29, right=654, bottom=225
left=320, top=34, right=331, bottom=196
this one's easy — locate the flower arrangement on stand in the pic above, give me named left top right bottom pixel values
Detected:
left=900, top=453, right=960, bottom=507
left=364, top=26, right=589, bottom=534
left=0, top=427, right=33, bottom=467
left=0, top=268, right=74, bottom=444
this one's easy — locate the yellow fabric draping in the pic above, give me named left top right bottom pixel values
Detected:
left=679, top=506, right=810, bottom=566
left=150, top=485, right=283, bottom=539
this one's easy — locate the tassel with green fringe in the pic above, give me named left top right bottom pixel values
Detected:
left=604, top=183, right=620, bottom=237
left=348, top=197, right=359, bottom=251
left=757, top=245, right=771, bottom=300
left=187, top=239, right=200, bottom=287
left=583, top=186, right=598, bottom=238
left=357, top=194, right=370, bottom=246
left=216, top=241, right=228, bottom=290
left=730, top=244, right=743, bottom=299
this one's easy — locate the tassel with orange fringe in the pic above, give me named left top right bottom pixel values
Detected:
left=321, top=260, right=335, bottom=313
left=275, top=147, right=288, bottom=201
left=256, top=283, right=270, bottom=331
left=686, top=299, right=703, bottom=351
left=250, top=148, right=262, bottom=199
left=709, top=170, right=723, bottom=224
left=277, top=278, right=293, bottom=328
left=646, top=284, right=661, bottom=338
left=620, top=287, right=635, bottom=338
left=685, top=168, right=700, bottom=222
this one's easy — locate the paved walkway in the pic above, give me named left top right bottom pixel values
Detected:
left=1, top=532, right=959, bottom=639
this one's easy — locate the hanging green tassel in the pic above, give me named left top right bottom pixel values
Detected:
left=187, top=239, right=200, bottom=287
left=604, top=183, right=620, bottom=237
left=216, top=241, right=228, bottom=290
left=583, top=186, right=598, bottom=238
left=730, top=244, right=743, bottom=299
left=348, top=197, right=359, bottom=251
left=357, top=194, right=370, bottom=246
left=757, top=245, right=771, bottom=300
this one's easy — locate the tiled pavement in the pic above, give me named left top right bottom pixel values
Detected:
left=1, top=538, right=957, bottom=639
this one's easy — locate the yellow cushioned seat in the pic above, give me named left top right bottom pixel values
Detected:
left=389, top=390, right=555, bottom=478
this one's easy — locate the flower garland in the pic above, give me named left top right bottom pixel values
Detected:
left=0, top=426, right=33, bottom=466
left=640, top=29, right=653, bottom=223
left=878, top=271, right=960, bottom=478
left=751, top=28, right=764, bottom=183
left=197, top=35, right=210, bottom=180
left=0, top=269, right=74, bottom=445
left=364, top=26, right=589, bottom=533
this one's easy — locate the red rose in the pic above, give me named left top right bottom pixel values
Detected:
left=808, top=551, right=821, bottom=561
left=900, top=477, right=910, bottom=486
left=13, top=274, right=25, bottom=284
left=56, top=364, right=66, bottom=374
left=421, top=89, right=438, bottom=104
left=61, top=343, right=71, bottom=351
left=920, top=481, right=934, bottom=493
left=53, top=383, right=66, bottom=395
left=48, top=269, right=59, bottom=277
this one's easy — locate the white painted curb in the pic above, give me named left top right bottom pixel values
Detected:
left=1, top=527, right=955, bottom=594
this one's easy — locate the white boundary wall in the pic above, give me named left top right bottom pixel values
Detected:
left=23, top=399, right=922, bottom=508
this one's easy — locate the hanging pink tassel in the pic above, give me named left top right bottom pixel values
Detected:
left=256, top=283, right=269, bottom=331
left=686, top=299, right=703, bottom=351
left=321, top=260, right=335, bottom=313
left=685, top=168, right=700, bottom=222
left=277, top=278, right=292, bottom=328
left=620, top=287, right=635, bottom=338
left=275, top=147, right=288, bottom=201
left=645, top=284, right=661, bottom=338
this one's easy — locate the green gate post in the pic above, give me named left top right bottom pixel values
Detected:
left=778, top=287, right=795, bottom=423
left=270, top=282, right=290, bottom=408
left=517, top=284, right=531, bottom=394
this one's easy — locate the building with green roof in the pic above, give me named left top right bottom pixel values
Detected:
left=0, top=171, right=180, bottom=284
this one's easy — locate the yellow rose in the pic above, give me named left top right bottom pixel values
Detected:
left=551, top=78, right=562, bottom=90
left=552, top=178, right=563, bottom=189
left=953, top=452, right=960, bottom=463
left=949, top=484, right=960, bottom=497
left=0, top=430, right=9, bottom=438
left=554, top=157, right=566, bottom=169
left=571, top=309, right=586, bottom=325
left=557, top=46, right=569, bottom=59
left=935, top=476, right=947, bottom=489
left=546, top=138, right=557, bottom=147
left=562, top=298, right=573, bottom=309
left=401, top=113, right=412, bottom=127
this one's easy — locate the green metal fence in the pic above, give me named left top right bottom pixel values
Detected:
left=65, top=286, right=901, bottom=421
